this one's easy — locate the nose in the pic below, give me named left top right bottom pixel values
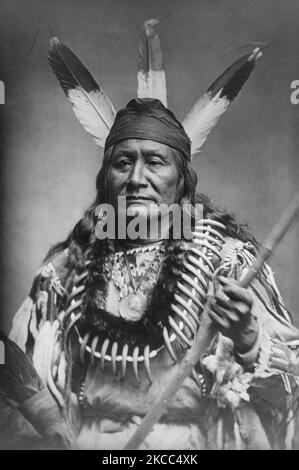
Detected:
left=127, top=160, right=148, bottom=190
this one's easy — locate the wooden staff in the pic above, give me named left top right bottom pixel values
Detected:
left=124, top=192, right=299, bottom=450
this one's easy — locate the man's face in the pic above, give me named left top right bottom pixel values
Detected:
left=106, top=139, right=180, bottom=218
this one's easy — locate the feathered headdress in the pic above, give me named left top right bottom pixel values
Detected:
left=48, top=18, right=263, bottom=159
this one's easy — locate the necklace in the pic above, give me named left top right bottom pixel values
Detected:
left=118, top=247, right=148, bottom=321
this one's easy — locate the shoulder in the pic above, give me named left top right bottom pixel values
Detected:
left=10, top=249, right=72, bottom=354
left=41, top=248, right=71, bottom=279
left=219, top=236, right=256, bottom=265
left=28, top=249, right=71, bottom=301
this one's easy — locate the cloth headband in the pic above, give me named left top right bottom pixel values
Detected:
left=104, top=98, right=191, bottom=161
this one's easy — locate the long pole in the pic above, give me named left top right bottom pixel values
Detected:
left=124, top=192, right=299, bottom=450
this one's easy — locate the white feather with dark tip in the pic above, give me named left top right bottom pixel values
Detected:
left=48, top=37, right=116, bottom=148
left=137, top=19, right=167, bottom=107
left=183, top=47, right=263, bottom=157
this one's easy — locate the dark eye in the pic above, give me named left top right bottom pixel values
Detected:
left=147, top=158, right=164, bottom=167
left=114, top=158, right=132, bottom=170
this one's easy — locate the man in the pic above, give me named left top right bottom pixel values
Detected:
left=1, top=26, right=299, bottom=449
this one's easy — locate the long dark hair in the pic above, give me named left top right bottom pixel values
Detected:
left=45, top=145, right=257, bottom=267
left=44, top=145, right=260, bottom=409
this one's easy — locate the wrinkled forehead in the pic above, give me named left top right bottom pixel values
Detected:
left=111, top=138, right=179, bottom=160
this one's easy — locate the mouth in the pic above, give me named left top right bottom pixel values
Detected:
left=126, top=196, right=156, bottom=203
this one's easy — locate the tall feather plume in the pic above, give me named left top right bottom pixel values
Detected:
left=48, top=37, right=116, bottom=147
left=137, top=18, right=167, bottom=107
left=183, top=47, right=264, bottom=157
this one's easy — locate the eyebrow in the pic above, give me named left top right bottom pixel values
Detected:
left=112, top=148, right=169, bottom=160
left=113, top=149, right=135, bottom=156
left=111, top=150, right=135, bottom=161
left=141, top=149, right=167, bottom=159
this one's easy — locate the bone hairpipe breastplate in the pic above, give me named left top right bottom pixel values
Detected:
left=62, top=219, right=226, bottom=384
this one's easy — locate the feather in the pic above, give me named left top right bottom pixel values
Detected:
left=48, top=37, right=116, bottom=147
left=0, top=332, right=75, bottom=446
left=183, top=47, right=263, bottom=157
left=0, top=330, right=44, bottom=403
left=137, top=19, right=167, bottom=107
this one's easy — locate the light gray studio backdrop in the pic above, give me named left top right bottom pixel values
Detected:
left=0, top=0, right=298, bottom=333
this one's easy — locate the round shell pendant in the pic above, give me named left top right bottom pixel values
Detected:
left=119, top=293, right=147, bottom=321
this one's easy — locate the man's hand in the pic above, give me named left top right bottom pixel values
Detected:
left=209, top=276, right=258, bottom=354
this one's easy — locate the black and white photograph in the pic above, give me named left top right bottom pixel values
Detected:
left=0, top=0, right=299, bottom=453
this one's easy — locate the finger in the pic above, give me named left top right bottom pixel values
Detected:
left=211, top=301, right=239, bottom=325
left=230, top=301, right=251, bottom=318
left=218, top=276, right=238, bottom=287
left=223, top=285, right=253, bottom=307
left=214, top=289, right=235, bottom=310
left=219, top=277, right=252, bottom=305
left=214, top=292, right=249, bottom=320
left=209, top=309, right=230, bottom=331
